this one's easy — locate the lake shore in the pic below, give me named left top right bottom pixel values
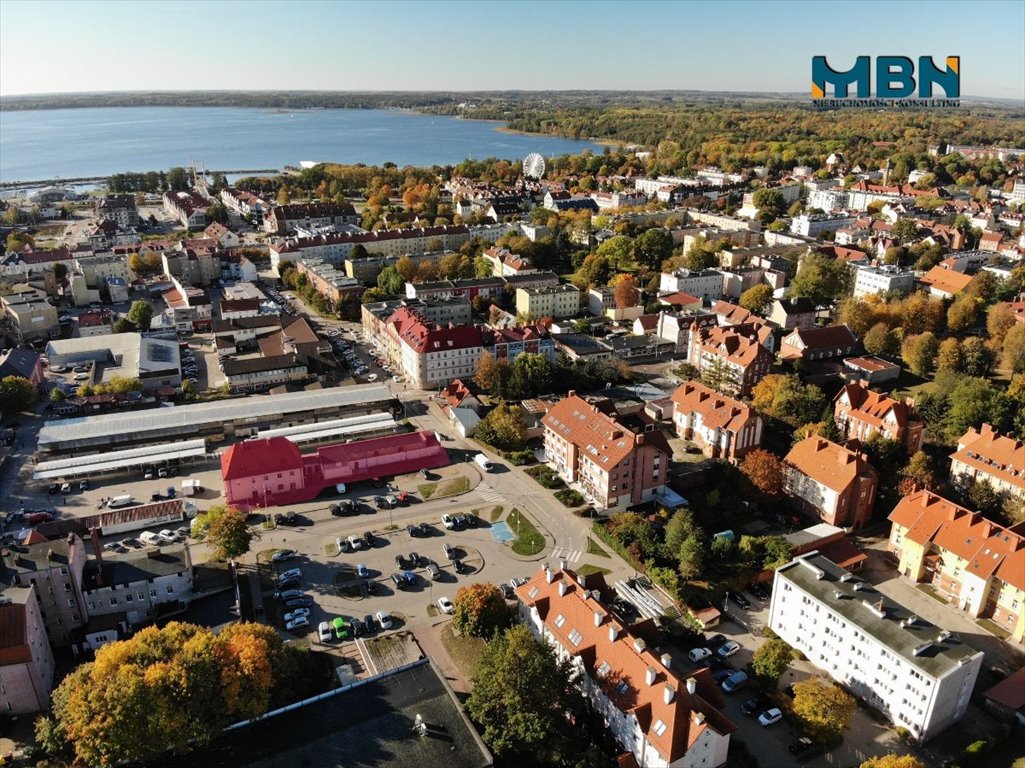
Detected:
left=495, top=124, right=627, bottom=148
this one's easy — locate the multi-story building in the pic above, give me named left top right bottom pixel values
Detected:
left=481, top=247, right=537, bottom=277
left=948, top=424, right=1025, bottom=501
left=645, top=309, right=717, bottom=357
left=1, top=288, right=59, bottom=344
left=203, top=221, right=241, bottom=249
left=220, top=187, right=269, bottom=223
left=588, top=286, right=643, bottom=322
left=834, top=382, right=925, bottom=454
left=790, top=214, right=857, bottom=237
left=779, top=324, right=858, bottom=363
left=670, top=380, right=762, bottom=462
left=296, top=259, right=364, bottom=306
left=517, top=566, right=736, bottom=767
left=770, top=551, right=983, bottom=741
left=659, top=268, right=723, bottom=304
left=481, top=325, right=556, bottom=365
left=95, top=194, right=139, bottom=228
left=542, top=393, right=669, bottom=510
left=784, top=437, right=878, bottom=528
left=766, top=298, right=817, bottom=331
left=384, top=307, right=484, bottom=389
left=590, top=189, right=648, bottom=210
left=2, top=533, right=89, bottom=646
left=263, top=201, right=359, bottom=234
left=407, top=277, right=505, bottom=302
left=687, top=325, right=774, bottom=397
left=515, top=284, right=581, bottom=320
left=853, top=265, right=918, bottom=298
left=46, top=333, right=183, bottom=391
left=0, top=586, right=57, bottom=714
left=888, top=489, right=1025, bottom=643
left=81, top=545, right=193, bottom=627
left=163, top=190, right=209, bottom=229
left=0, top=348, right=45, bottom=389
left=919, top=265, right=975, bottom=299
left=222, top=353, right=309, bottom=393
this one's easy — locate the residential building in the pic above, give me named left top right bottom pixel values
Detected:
left=406, top=277, right=504, bottom=302
left=552, top=333, right=614, bottom=362
left=770, top=551, right=983, bottom=741
left=834, top=382, right=925, bottom=453
left=0, top=587, right=56, bottom=714
left=0, top=348, right=45, bottom=388
left=296, top=258, right=364, bottom=307
left=780, top=324, right=858, bottom=363
left=649, top=309, right=717, bottom=357
left=203, top=221, right=241, bottom=249
left=222, top=353, right=309, bottom=393
left=481, top=247, right=537, bottom=277
left=1, top=288, right=59, bottom=344
left=95, top=194, right=139, bottom=228
left=481, top=325, right=556, bottom=365
left=220, top=187, right=268, bottom=223
left=948, top=424, right=1025, bottom=500
left=919, top=265, right=975, bottom=299
left=766, top=298, right=817, bottom=331
left=263, top=202, right=359, bottom=234
left=515, top=284, right=581, bottom=320
left=590, top=189, right=647, bottom=210
left=790, top=214, right=856, bottom=237
left=784, top=437, right=878, bottom=528
left=82, top=545, right=193, bottom=626
left=888, top=490, right=1025, bottom=642
left=542, top=393, right=669, bottom=510
left=384, top=307, right=484, bottom=389
left=219, top=298, right=261, bottom=321
left=687, top=325, right=774, bottom=396
left=670, top=381, right=763, bottom=462
left=853, top=265, right=918, bottom=298
left=76, top=309, right=114, bottom=338
left=162, top=277, right=213, bottom=333
left=1, top=533, right=89, bottom=646
left=718, top=267, right=784, bottom=302
left=659, top=268, right=723, bottom=304
left=517, top=566, right=736, bottom=767
left=503, top=271, right=561, bottom=293
left=658, top=292, right=704, bottom=312
left=588, top=286, right=643, bottom=322
left=606, top=334, right=673, bottom=359
left=163, top=190, right=209, bottom=228
left=843, top=356, right=901, bottom=386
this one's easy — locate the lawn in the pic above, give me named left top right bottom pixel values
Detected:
left=418, top=481, right=438, bottom=498
left=508, top=508, right=545, bottom=556
left=576, top=564, right=612, bottom=577
left=440, top=623, right=487, bottom=681
left=419, top=475, right=470, bottom=500
left=586, top=537, right=611, bottom=558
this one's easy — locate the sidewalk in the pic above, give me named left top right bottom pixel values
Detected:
left=411, top=619, right=472, bottom=698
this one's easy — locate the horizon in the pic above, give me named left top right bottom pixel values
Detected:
left=2, top=0, right=1024, bottom=101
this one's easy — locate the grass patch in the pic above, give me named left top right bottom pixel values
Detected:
left=916, top=583, right=948, bottom=604
left=257, top=548, right=280, bottom=563
left=324, top=542, right=340, bottom=556
left=489, top=505, right=504, bottom=522
left=418, top=482, right=438, bottom=499
left=586, top=537, right=611, bottom=558
left=508, top=508, right=545, bottom=556
left=977, top=617, right=1011, bottom=639
left=433, top=476, right=470, bottom=498
left=440, top=623, right=487, bottom=680
left=261, top=519, right=276, bottom=530
left=524, top=465, right=565, bottom=489
left=576, top=564, right=612, bottom=577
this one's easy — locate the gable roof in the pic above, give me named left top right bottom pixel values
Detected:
left=785, top=437, right=877, bottom=493
left=220, top=437, right=304, bottom=480
left=694, top=325, right=772, bottom=367
left=0, top=348, right=40, bottom=380
left=920, top=265, right=975, bottom=295
left=952, top=424, right=1025, bottom=492
left=388, top=307, right=484, bottom=354
left=543, top=395, right=663, bottom=469
left=783, top=324, right=858, bottom=351
left=671, top=380, right=760, bottom=434
left=835, top=382, right=920, bottom=430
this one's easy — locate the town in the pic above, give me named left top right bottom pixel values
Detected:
left=1, top=117, right=1025, bottom=768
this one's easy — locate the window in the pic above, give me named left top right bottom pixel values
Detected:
left=616, top=680, right=630, bottom=695
left=150, top=590, right=157, bottom=598
left=554, top=614, right=566, bottom=628
left=166, top=585, right=174, bottom=594
left=596, top=661, right=611, bottom=677
left=652, top=719, right=668, bottom=737
left=126, top=594, right=133, bottom=602
left=109, top=598, right=117, bottom=606
left=568, top=629, right=583, bottom=646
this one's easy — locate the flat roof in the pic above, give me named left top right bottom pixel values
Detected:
left=37, top=384, right=393, bottom=449
left=777, top=552, right=981, bottom=678
left=33, top=439, right=207, bottom=480
left=256, top=412, right=397, bottom=442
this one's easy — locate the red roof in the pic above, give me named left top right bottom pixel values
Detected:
left=221, top=438, right=304, bottom=481
left=0, top=603, right=30, bottom=665
left=389, top=307, right=483, bottom=354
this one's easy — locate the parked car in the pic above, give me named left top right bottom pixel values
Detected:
left=356, top=563, right=369, bottom=578
left=437, top=596, right=454, bottom=614
left=275, top=589, right=304, bottom=601
left=706, top=633, right=727, bottom=649
left=285, top=616, right=310, bottom=632
left=499, top=583, right=513, bottom=599
left=426, top=563, right=441, bottom=580
left=401, top=571, right=417, bottom=586
left=406, top=524, right=418, bottom=537
left=712, top=668, right=733, bottom=684
left=283, top=597, right=311, bottom=610
left=390, top=573, right=405, bottom=588
left=721, top=671, right=749, bottom=693
left=453, top=557, right=468, bottom=574
left=443, top=542, right=456, bottom=560
left=271, top=549, right=297, bottom=562
left=452, top=514, right=467, bottom=529
left=376, top=611, right=393, bottom=630
left=463, top=513, right=478, bottom=528
left=717, top=640, right=741, bottom=658
left=362, top=613, right=376, bottom=633
left=375, top=495, right=392, bottom=509
left=789, top=737, right=815, bottom=757
left=47, top=483, right=60, bottom=495
left=284, top=608, right=311, bottom=622
left=688, top=647, right=712, bottom=663
left=277, top=567, right=302, bottom=581
left=417, top=522, right=432, bottom=537
left=419, top=469, right=433, bottom=480
left=441, top=514, right=455, bottom=530
left=748, top=583, right=770, bottom=601
left=729, top=592, right=752, bottom=610
left=60, top=482, right=72, bottom=493
left=277, top=575, right=302, bottom=590
left=362, top=531, right=375, bottom=547
left=758, top=708, right=783, bottom=727
left=409, top=551, right=423, bottom=567
left=347, top=535, right=363, bottom=551
left=394, top=554, right=408, bottom=569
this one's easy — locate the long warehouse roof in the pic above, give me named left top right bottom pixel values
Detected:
left=34, top=440, right=207, bottom=480
left=38, top=384, right=393, bottom=447
left=255, top=412, right=396, bottom=439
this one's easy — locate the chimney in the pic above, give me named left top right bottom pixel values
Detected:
left=661, top=652, right=672, bottom=670
left=568, top=390, right=576, bottom=398
left=545, top=568, right=556, bottom=584
left=594, top=610, right=604, bottom=627
left=646, top=667, right=658, bottom=686
left=686, top=677, right=697, bottom=695
left=560, top=559, right=568, bottom=571
left=693, top=711, right=706, bottom=725
left=634, top=637, right=646, bottom=654
left=558, top=581, right=568, bottom=597
left=664, top=684, right=675, bottom=705
left=609, top=624, right=620, bottom=643
left=90, top=527, right=103, bottom=561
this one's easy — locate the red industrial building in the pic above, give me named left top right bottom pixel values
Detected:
left=220, top=431, right=450, bottom=509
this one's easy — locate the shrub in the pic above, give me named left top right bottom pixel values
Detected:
left=554, top=489, right=584, bottom=507
left=526, top=465, right=565, bottom=489
left=506, top=449, right=535, bottom=466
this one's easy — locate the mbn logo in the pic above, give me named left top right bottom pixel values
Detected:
left=812, top=56, right=959, bottom=99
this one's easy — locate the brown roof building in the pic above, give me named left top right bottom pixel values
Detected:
left=780, top=324, right=858, bottom=363
left=687, top=325, right=774, bottom=397
left=516, top=566, right=736, bottom=767
left=834, top=382, right=925, bottom=454
left=784, top=437, right=878, bottom=528
left=888, top=490, right=1025, bottom=643
left=949, top=423, right=1025, bottom=500
left=0, top=588, right=56, bottom=714
left=919, top=265, right=975, bottom=298
left=670, top=381, right=763, bottom=462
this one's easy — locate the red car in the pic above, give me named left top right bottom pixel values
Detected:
left=26, top=512, right=54, bottom=525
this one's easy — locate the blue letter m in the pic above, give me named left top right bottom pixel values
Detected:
left=812, top=56, right=871, bottom=99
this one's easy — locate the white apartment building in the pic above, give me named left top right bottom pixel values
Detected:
left=659, top=268, right=724, bottom=304
left=770, top=552, right=983, bottom=742
left=948, top=423, right=1025, bottom=501
left=853, top=265, right=918, bottom=298
left=790, top=214, right=857, bottom=237
left=82, top=545, right=194, bottom=626
left=515, top=284, right=581, bottom=319
left=808, top=188, right=850, bottom=212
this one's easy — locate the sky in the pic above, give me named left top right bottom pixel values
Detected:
left=1, top=0, right=1023, bottom=100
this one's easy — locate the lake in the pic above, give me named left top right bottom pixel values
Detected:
left=0, top=106, right=603, bottom=183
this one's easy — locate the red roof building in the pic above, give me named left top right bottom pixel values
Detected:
left=780, top=324, right=858, bottom=363
left=220, top=431, right=449, bottom=509
left=834, top=381, right=925, bottom=454
left=670, top=380, right=762, bottom=462
left=784, top=437, right=878, bottom=529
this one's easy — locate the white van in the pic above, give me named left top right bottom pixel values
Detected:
left=139, top=531, right=162, bottom=546
left=108, top=495, right=136, bottom=509
left=473, top=453, right=493, bottom=472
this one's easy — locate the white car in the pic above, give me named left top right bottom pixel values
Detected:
left=376, top=611, right=393, bottom=630
left=437, top=596, right=454, bottom=614
left=317, top=621, right=333, bottom=642
left=688, top=647, right=712, bottom=663
left=158, top=530, right=178, bottom=544
left=283, top=608, right=310, bottom=622
left=347, top=535, right=363, bottom=551
left=285, top=616, right=310, bottom=632
left=716, top=640, right=741, bottom=658
left=758, top=708, right=783, bottom=727
left=366, top=373, right=378, bottom=381
left=441, top=514, right=455, bottom=530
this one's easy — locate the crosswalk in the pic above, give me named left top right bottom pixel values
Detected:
left=476, top=483, right=504, bottom=504
left=551, top=546, right=583, bottom=563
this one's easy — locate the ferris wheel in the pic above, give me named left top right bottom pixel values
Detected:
left=522, top=152, right=546, bottom=179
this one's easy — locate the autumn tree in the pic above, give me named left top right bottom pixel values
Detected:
left=860, top=756, right=925, bottom=768
left=937, top=337, right=963, bottom=372
left=901, top=332, right=938, bottom=377
left=452, top=583, right=510, bottom=639
left=740, top=449, right=785, bottom=499
left=1002, top=323, right=1025, bottom=374
left=612, top=274, right=639, bottom=309
left=752, top=374, right=828, bottom=428
left=891, top=218, right=919, bottom=244
left=960, top=336, right=995, bottom=377
left=863, top=322, right=900, bottom=357
left=791, top=677, right=857, bottom=741
left=0, top=376, right=37, bottom=415
left=987, top=302, right=1016, bottom=347
left=899, top=451, right=937, bottom=494
left=126, top=299, right=153, bottom=331
left=751, top=637, right=795, bottom=682
left=192, top=504, right=255, bottom=560
left=739, top=284, right=774, bottom=316
left=947, top=293, right=983, bottom=332
left=472, top=404, right=528, bottom=451
left=474, top=350, right=511, bottom=396
left=394, top=254, right=418, bottom=282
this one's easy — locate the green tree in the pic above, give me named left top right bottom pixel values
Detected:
left=376, top=265, right=403, bottom=294
left=899, top=451, right=938, bottom=493
left=167, top=166, right=190, bottom=191
left=901, top=332, right=938, bottom=377
left=633, top=227, right=673, bottom=270
left=960, top=336, right=995, bottom=377
left=594, top=235, right=633, bottom=268
left=578, top=252, right=615, bottom=286
left=752, top=374, right=827, bottom=428
left=452, top=583, right=510, bottom=639
left=891, top=218, right=919, bottom=244
left=509, top=352, right=554, bottom=398
left=862, top=322, right=899, bottom=357
left=472, top=404, right=528, bottom=451
left=192, top=504, right=255, bottom=560
left=966, top=479, right=1005, bottom=521
left=751, top=637, right=795, bottom=682
left=788, top=252, right=849, bottom=303
left=0, top=376, right=37, bottom=415
left=126, top=299, right=153, bottom=331
left=753, top=187, right=785, bottom=220
left=739, top=284, right=774, bottom=316
left=474, top=255, right=493, bottom=277
left=49, top=387, right=65, bottom=403
left=1002, top=323, right=1025, bottom=374
left=701, top=357, right=736, bottom=394
left=946, top=377, right=1008, bottom=442
left=663, top=508, right=700, bottom=561
left=466, top=625, right=578, bottom=764
left=6, top=230, right=34, bottom=252
left=204, top=200, right=229, bottom=225
left=791, top=677, right=857, bottom=742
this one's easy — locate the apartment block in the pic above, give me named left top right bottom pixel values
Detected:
left=948, top=424, right=1025, bottom=501
left=515, top=284, right=581, bottom=320
left=0, top=587, right=56, bottom=714
left=670, top=381, right=763, bottom=462
left=834, top=382, right=925, bottom=454
left=784, top=437, right=878, bottom=529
